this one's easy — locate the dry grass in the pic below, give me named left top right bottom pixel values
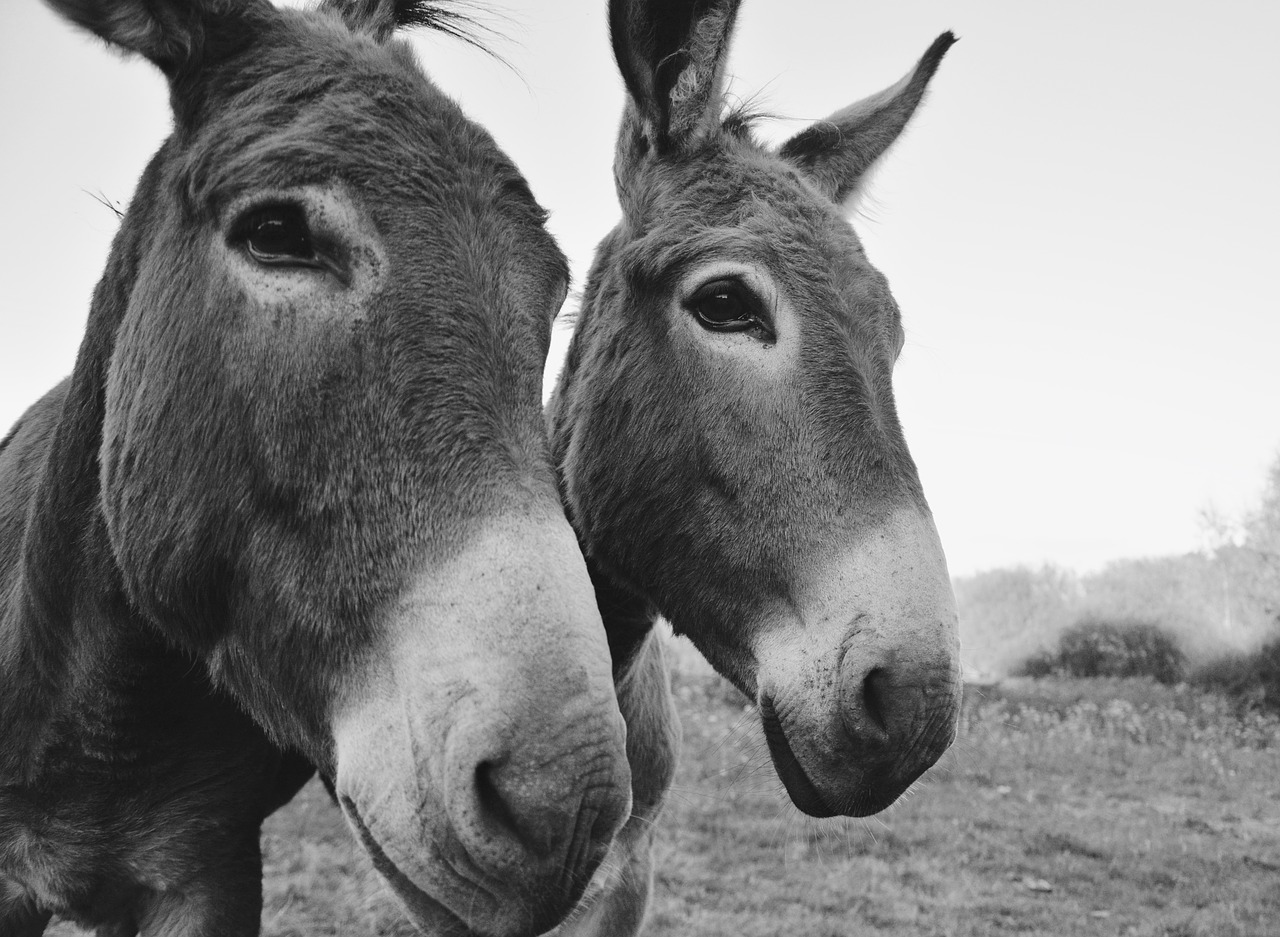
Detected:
left=641, top=675, right=1279, bottom=937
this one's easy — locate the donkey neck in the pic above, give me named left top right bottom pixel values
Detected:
left=0, top=377, right=208, bottom=783
left=546, top=377, right=657, bottom=676
left=585, top=557, right=656, bottom=678
left=0, top=419, right=254, bottom=790
left=0, top=150, right=187, bottom=781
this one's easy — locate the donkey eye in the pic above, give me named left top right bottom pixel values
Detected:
left=687, top=279, right=773, bottom=338
left=234, top=205, right=318, bottom=266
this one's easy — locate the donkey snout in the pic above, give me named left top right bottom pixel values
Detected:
left=755, top=509, right=963, bottom=817
left=335, top=691, right=631, bottom=937
left=837, top=643, right=962, bottom=790
left=758, top=613, right=961, bottom=819
left=457, top=718, right=632, bottom=890
left=442, top=700, right=631, bottom=935
left=474, top=754, right=625, bottom=863
left=330, top=510, right=631, bottom=935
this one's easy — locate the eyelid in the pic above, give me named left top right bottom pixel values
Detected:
left=245, top=247, right=326, bottom=270
left=679, top=259, right=781, bottom=300
left=689, top=278, right=748, bottom=304
left=235, top=203, right=307, bottom=239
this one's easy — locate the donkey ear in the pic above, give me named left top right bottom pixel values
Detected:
left=610, top=0, right=741, bottom=154
left=42, top=0, right=270, bottom=77
left=779, top=32, right=955, bottom=209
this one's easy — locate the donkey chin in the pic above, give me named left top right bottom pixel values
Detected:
left=752, top=508, right=963, bottom=818
left=328, top=517, right=634, bottom=937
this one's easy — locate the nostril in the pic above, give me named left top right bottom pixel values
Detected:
left=839, top=656, right=898, bottom=747
left=474, top=759, right=521, bottom=842
left=473, top=758, right=564, bottom=859
left=861, top=667, right=891, bottom=734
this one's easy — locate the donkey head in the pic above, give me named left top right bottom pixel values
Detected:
left=550, top=0, right=961, bottom=818
left=45, top=0, right=629, bottom=931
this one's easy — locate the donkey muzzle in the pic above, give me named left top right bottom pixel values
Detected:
left=331, top=510, right=632, bottom=936
left=755, top=507, right=962, bottom=817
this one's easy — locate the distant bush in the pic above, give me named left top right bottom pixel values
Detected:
left=1012, top=616, right=1186, bottom=684
left=1015, top=648, right=1057, bottom=678
left=1191, top=635, right=1280, bottom=715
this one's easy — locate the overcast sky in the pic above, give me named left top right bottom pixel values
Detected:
left=2, top=0, right=1277, bottom=578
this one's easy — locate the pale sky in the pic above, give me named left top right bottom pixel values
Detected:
left=2, top=0, right=1277, bottom=578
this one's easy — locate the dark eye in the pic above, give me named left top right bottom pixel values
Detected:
left=234, top=205, right=317, bottom=266
left=686, top=278, right=774, bottom=338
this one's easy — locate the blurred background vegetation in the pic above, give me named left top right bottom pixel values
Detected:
left=955, top=451, right=1280, bottom=716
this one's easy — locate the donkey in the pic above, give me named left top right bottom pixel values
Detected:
left=0, top=1, right=632, bottom=935
left=545, top=0, right=962, bottom=931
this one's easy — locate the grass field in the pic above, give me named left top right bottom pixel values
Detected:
left=47, top=663, right=1280, bottom=936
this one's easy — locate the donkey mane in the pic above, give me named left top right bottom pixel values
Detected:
left=391, top=0, right=477, bottom=37
left=718, top=102, right=769, bottom=142
left=386, top=0, right=510, bottom=61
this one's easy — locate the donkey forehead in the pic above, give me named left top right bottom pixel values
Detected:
left=173, top=15, right=556, bottom=246
left=191, top=9, right=427, bottom=129
left=628, top=156, right=896, bottom=317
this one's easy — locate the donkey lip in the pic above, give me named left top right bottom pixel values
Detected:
left=758, top=694, right=839, bottom=819
left=341, top=796, right=569, bottom=935
left=341, top=797, right=460, bottom=923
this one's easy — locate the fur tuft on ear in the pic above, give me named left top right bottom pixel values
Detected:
left=319, top=0, right=483, bottom=45
left=779, top=31, right=956, bottom=209
left=42, top=0, right=271, bottom=77
left=609, top=0, right=741, bottom=155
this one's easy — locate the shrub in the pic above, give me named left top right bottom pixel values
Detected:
left=1013, top=616, right=1186, bottom=684
left=1191, top=634, right=1280, bottom=714
left=1014, top=649, right=1056, bottom=678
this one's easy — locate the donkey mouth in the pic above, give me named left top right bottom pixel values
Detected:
left=760, top=695, right=913, bottom=819
left=341, top=796, right=569, bottom=936
left=341, top=796, right=457, bottom=925
left=759, top=695, right=839, bottom=819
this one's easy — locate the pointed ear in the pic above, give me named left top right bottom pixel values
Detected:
left=609, top=0, right=741, bottom=156
left=779, top=32, right=955, bottom=209
left=42, top=0, right=271, bottom=78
